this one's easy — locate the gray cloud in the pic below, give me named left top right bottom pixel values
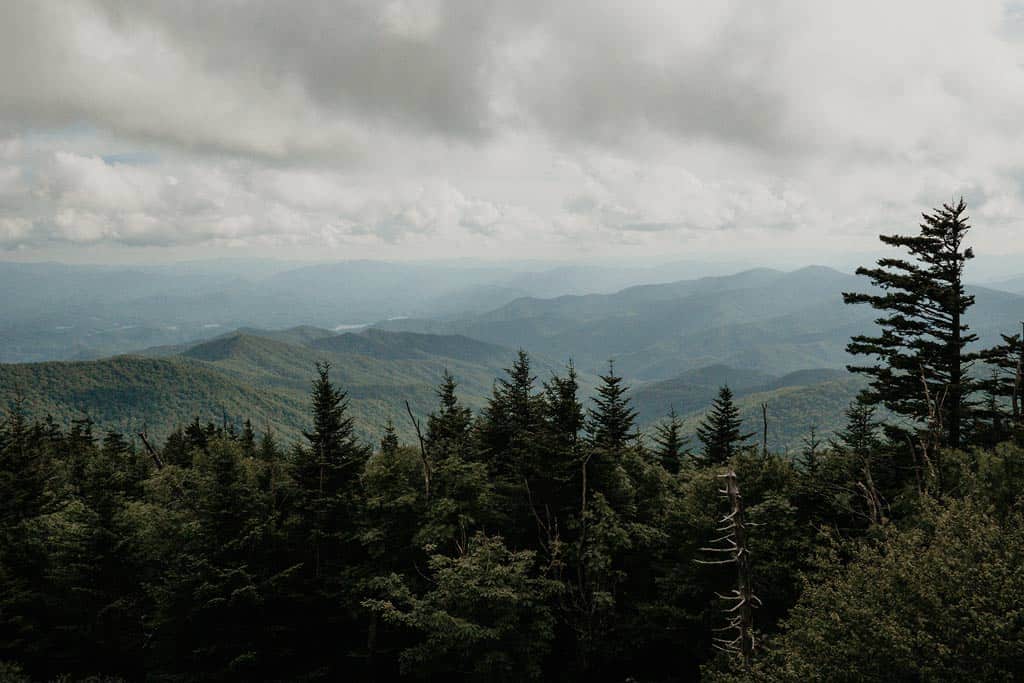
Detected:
left=1, top=1, right=1023, bottom=258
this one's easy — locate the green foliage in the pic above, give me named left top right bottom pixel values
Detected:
left=652, top=405, right=688, bottom=473
left=365, top=533, right=560, bottom=682
left=587, top=361, right=638, bottom=452
left=844, top=198, right=977, bottom=448
left=697, top=386, right=755, bottom=465
left=4, top=340, right=1024, bottom=681
left=756, top=497, right=1024, bottom=681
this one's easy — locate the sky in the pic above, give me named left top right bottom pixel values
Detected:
left=2, top=0, right=1024, bottom=265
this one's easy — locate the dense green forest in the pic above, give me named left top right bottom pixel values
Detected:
left=3, top=201, right=1024, bottom=681
left=0, top=329, right=867, bottom=451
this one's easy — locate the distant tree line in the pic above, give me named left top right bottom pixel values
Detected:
left=1, top=199, right=1023, bottom=681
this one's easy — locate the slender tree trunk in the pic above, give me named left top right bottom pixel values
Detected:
left=723, top=473, right=754, bottom=668
left=949, top=270, right=962, bottom=449
left=761, top=403, right=768, bottom=458
left=316, top=453, right=324, bottom=579
left=1014, top=322, right=1024, bottom=425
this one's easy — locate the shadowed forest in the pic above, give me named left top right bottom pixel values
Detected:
left=3, top=201, right=1024, bottom=681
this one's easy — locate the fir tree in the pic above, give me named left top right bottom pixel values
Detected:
left=834, top=399, right=880, bottom=459
left=652, top=405, right=688, bottom=474
left=294, top=361, right=368, bottom=577
left=478, top=350, right=542, bottom=468
left=798, top=426, right=823, bottom=476
left=380, top=419, right=400, bottom=456
left=426, top=370, right=474, bottom=457
left=979, top=329, right=1023, bottom=437
left=543, top=360, right=584, bottom=452
left=696, top=386, right=753, bottom=466
left=844, top=198, right=977, bottom=449
left=420, top=373, right=493, bottom=551
left=240, top=418, right=256, bottom=458
left=586, top=360, right=637, bottom=452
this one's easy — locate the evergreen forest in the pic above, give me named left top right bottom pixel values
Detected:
left=3, top=201, right=1024, bottom=681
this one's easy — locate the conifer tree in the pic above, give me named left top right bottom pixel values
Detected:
left=290, top=362, right=371, bottom=676
left=420, top=373, right=492, bottom=551
left=543, top=360, right=584, bottom=452
left=696, top=386, right=753, bottom=466
left=979, top=329, right=1023, bottom=436
left=832, top=398, right=887, bottom=524
left=478, top=350, right=542, bottom=467
left=294, top=362, right=368, bottom=576
left=586, top=360, right=637, bottom=452
left=652, top=406, right=688, bottom=474
left=798, top=427, right=823, bottom=476
left=426, top=370, right=474, bottom=457
left=844, top=198, right=977, bottom=449
left=240, top=419, right=256, bottom=458
left=539, top=361, right=585, bottom=504
left=380, top=419, right=400, bottom=456
left=476, top=352, right=543, bottom=543
left=834, top=399, right=880, bottom=459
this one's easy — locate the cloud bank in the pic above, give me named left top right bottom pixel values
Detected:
left=1, top=0, right=1023, bottom=259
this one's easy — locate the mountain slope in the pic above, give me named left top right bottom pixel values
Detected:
left=633, top=365, right=865, bottom=451
left=0, top=328, right=527, bottom=444
left=1, top=324, right=603, bottom=445
left=377, top=266, right=1024, bottom=380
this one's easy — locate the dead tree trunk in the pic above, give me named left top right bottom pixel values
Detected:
left=137, top=431, right=164, bottom=470
left=1014, top=321, right=1024, bottom=425
left=405, top=400, right=431, bottom=501
left=697, top=469, right=759, bottom=669
left=761, top=403, right=769, bottom=458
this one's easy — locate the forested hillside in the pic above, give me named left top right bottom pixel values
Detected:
left=0, top=328, right=867, bottom=450
left=3, top=202, right=1024, bottom=681
left=0, top=329, right=525, bottom=443
left=633, top=366, right=866, bottom=451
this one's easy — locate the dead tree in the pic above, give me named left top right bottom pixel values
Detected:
left=404, top=400, right=431, bottom=501
left=761, top=403, right=769, bottom=458
left=137, top=430, right=164, bottom=470
left=697, top=469, right=760, bottom=669
left=1014, top=321, right=1024, bottom=426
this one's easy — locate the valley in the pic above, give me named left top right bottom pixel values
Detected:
left=9, top=261, right=1014, bottom=451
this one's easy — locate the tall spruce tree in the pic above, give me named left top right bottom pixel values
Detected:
left=843, top=198, right=977, bottom=449
left=652, top=406, right=688, bottom=474
left=586, top=360, right=637, bottom=452
left=291, top=362, right=371, bottom=676
left=426, top=370, right=474, bottom=456
left=696, top=386, right=753, bottom=466
left=543, top=360, right=584, bottom=453
left=834, top=398, right=881, bottom=458
left=295, top=361, right=368, bottom=577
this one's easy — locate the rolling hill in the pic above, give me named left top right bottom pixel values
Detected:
left=631, top=365, right=863, bottom=452
left=0, top=328, right=527, bottom=444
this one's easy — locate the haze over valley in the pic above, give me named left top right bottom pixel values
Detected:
left=3, top=258, right=1023, bottom=451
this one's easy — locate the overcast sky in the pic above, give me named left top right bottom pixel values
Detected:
left=2, top=0, right=1024, bottom=264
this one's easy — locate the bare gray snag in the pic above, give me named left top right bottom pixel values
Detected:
left=697, top=469, right=760, bottom=669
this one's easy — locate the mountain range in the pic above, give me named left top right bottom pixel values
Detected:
left=2, top=262, right=1022, bottom=451
left=376, top=265, right=1024, bottom=379
left=0, top=259, right=755, bottom=363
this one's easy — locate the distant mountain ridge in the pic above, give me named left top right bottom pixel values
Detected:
left=376, top=265, right=1024, bottom=380
left=0, top=258, right=757, bottom=362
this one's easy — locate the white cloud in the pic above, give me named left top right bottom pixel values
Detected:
left=0, top=1, right=1022, bottom=259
